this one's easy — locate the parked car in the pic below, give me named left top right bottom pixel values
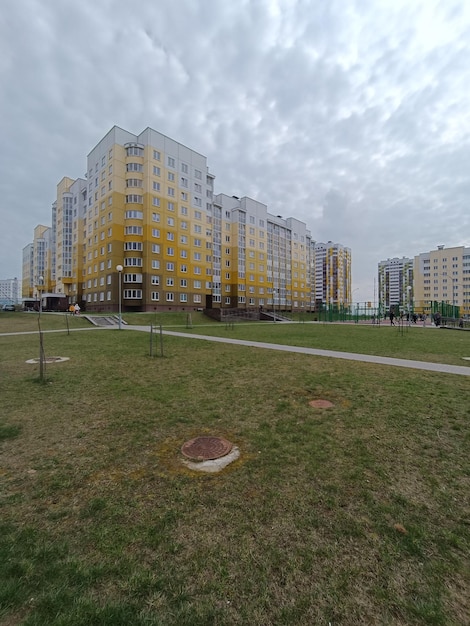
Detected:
left=2, top=304, right=16, bottom=311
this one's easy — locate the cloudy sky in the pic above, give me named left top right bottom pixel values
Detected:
left=2, top=0, right=470, bottom=301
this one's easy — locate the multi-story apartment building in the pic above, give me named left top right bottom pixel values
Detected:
left=414, top=244, right=470, bottom=317
left=77, top=126, right=215, bottom=312
left=53, top=176, right=87, bottom=303
left=213, top=194, right=313, bottom=310
left=22, top=243, right=34, bottom=299
left=22, top=225, right=52, bottom=297
left=378, top=257, right=413, bottom=310
left=311, top=241, right=352, bottom=308
left=0, top=277, right=20, bottom=305
left=23, top=125, right=352, bottom=313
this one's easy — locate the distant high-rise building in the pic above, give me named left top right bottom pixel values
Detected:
left=0, top=277, right=20, bottom=304
left=311, top=241, right=352, bottom=308
left=378, top=257, right=413, bottom=310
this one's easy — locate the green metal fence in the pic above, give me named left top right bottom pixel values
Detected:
left=302, top=300, right=460, bottom=324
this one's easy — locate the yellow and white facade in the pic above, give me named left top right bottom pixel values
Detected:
left=23, top=126, right=352, bottom=313
left=414, top=245, right=470, bottom=317
left=311, top=241, right=352, bottom=308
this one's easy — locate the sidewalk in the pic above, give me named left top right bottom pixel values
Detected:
left=128, top=326, right=470, bottom=377
left=2, top=324, right=469, bottom=376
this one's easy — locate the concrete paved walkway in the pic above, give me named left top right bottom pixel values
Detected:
left=128, top=326, right=470, bottom=377
left=2, top=324, right=469, bottom=376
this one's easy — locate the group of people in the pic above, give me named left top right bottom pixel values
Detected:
left=388, top=310, right=465, bottom=328
left=389, top=311, right=428, bottom=326
left=68, top=303, right=80, bottom=315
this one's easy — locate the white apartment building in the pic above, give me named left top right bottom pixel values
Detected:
left=378, top=257, right=413, bottom=310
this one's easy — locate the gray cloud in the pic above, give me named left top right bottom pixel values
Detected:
left=1, top=0, right=469, bottom=299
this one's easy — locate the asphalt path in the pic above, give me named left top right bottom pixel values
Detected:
left=2, top=324, right=469, bottom=377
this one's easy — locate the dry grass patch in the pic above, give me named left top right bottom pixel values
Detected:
left=0, top=326, right=469, bottom=625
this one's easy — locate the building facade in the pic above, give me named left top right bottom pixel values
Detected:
left=0, top=277, right=20, bottom=305
left=378, top=257, right=413, bottom=311
left=212, top=194, right=313, bottom=310
left=413, top=244, right=470, bottom=318
left=23, top=126, right=352, bottom=313
left=22, top=225, right=53, bottom=299
left=311, top=241, right=352, bottom=309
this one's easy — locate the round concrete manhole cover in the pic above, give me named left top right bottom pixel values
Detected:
left=309, top=399, right=334, bottom=408
left=25, top=356, right=70, bottom=364
left=181, top=436, right=233, bottom=461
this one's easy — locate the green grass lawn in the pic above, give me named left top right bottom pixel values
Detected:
left=171, top=320, right=470, bottom=367
left=0, top=316, right=469, bottom=625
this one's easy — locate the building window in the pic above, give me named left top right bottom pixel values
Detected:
left=152, top=260, right=160, bottom=269
left=125, top=195, right=143, bottom=204
left=124, top=242, right=143, bottom=251
left=180, top=293, right=188, bottom=302
left=166, top=293, right=174, bottom=302
left=167, top=157, right=175, bottom=168
left=126, top=163, right=143, bottom=172
left=126, top=146, right=143, bottom=157
left=124, top=258, right=142, bottom=267
left=123, top=273, right=142, bottom=283
left=124, top=289, right=142, bottom=299
left=151, top=291, right=160, bottom=301
left=151, top=276, right=160, bottom=285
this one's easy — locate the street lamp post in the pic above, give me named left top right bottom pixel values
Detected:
left=38, top=276, right=44, bottom=314
left=116, top=264, right=123, bottom=330
left=407, top=286, right=412, bottom=326
left=352, top=288, right=359, bottom=323
left=37, top=275, right=45, bottom=381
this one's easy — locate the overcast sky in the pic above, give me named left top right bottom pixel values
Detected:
left=2, top=0, right=470, bottom=301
